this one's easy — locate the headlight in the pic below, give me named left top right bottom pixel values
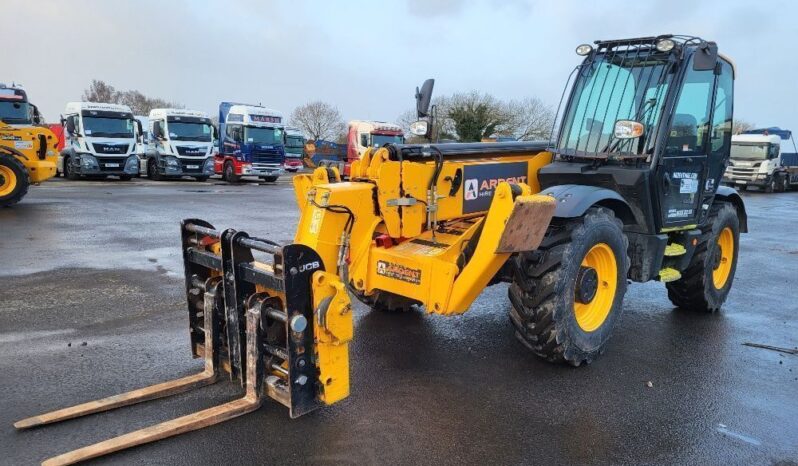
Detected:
left=655, top=38, right=675, bottom=52
left=166, top=157, right=179, bottom=167
left=81, top=154, right=99, bottom=169
left=124, top=156, right=139, bottom=171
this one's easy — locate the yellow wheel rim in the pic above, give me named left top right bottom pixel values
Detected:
left=712, top=227, right=734, bottom=289
left=574, top=243, right=618, bottom=332
left=0, top=165, right=17, bottom=197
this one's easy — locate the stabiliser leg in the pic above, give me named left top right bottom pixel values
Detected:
left=41, top=307, right=264, bottom=466
left=14, top=279, right=224, bottom=430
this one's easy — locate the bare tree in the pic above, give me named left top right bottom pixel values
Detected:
left=505, top=97, right=556, bottom=141
left=81, top=80, right=182, bottom=114
left=290, top=101, right=345, bottom=141
left=733, top=119, right=755, bottom=135
left=82, top=80, right=116, bottom=103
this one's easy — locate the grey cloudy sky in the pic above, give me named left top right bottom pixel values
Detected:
left=5, top=0, right=797, bottom=133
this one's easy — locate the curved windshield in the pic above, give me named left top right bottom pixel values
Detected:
left=730, top=143, right=769, bottom=160
left=83, top=117, right=135, bottom=138
left=0, top=101, right=31, bottom=124
left=244, top=126, right=284, bottom=145
left=168, top=122, right=212, bottom=142
left=558, top=51, right=673, bottom=158
left=372, top=134, right=404, bottom=146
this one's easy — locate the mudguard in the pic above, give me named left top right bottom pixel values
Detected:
left=714, top=185, right=748, bottom=232
left=539, top=184, right=629, bottom=219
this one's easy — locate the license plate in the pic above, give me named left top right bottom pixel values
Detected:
left=735, top=180, right=745, bottom=184
left=105, top=163, right=120, bottom=168
left=187, top=165, right=199, bottom=169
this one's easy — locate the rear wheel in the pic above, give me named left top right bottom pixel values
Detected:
left=509, top=207, right=629, bottom=366
left=0, top=153, right=29, bottom=207
left=223, top=161, right=241, bottom=183
left=666, top=202, right=739, bottom=312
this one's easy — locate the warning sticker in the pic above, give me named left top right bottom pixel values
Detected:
left=376, top=260, right=421, bottom=285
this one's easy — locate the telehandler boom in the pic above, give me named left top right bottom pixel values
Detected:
left=16, top=35, right=746, bottom=465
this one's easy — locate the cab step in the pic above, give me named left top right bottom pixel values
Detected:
left=664, top=243, right=687, bottom=257
left=658, top=267, right=682, bottom=283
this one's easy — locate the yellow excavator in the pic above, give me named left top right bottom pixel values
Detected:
left=0, top=83, right=58, bottom=206
left=15, top=35, right=747, bottom=465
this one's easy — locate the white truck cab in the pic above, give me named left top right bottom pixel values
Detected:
left=58, top=102, right=141, bottom=180
left=144, top=109, right=215, bottom=181
left=724, top=130, right=798, bottom=192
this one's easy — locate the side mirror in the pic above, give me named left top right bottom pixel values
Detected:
left=693, top=41, right=718, bottom=71
left=134, top=119, right=143, bottom=139
left=153, top=122, right=164, bottom=139
left=410, top=120, right=431, bottom=138
left=613, top=120, right=644, bottom=139
left=212, top=125, right=218, bottom=140
left=31, top=105, right=42, bottom=125
left=65, top=117, right=76, bottom=134
left=416, top=78, right=435, bottom=118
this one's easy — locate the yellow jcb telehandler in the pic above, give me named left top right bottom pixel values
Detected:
left=0, top=83, right=58, bottom=206
left=16, top=35, right=747, bottom=465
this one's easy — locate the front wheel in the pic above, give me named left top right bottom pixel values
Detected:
left=509, top=207, right=630, bottom=366
left=223, top=161, right=241, bottom=183
left=147, top=158, right=162, bottom=181
left=64, top=157, right=81, bottom=180
left=666, top=202, right=740, bottom=312
left=0, top=153, right=30, bottom=207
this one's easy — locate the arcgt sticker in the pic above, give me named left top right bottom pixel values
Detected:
left=376, top=260, right=421, bottom=285
left=462, top=162, right=528, bottom=213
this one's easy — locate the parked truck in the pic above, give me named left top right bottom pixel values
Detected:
left=57, top=102, right=141, bottom=180
left=283, top=126, right=304, bottom=172
left=216, top=102, right=285, bottom=183
left=312, top=120, right=405, bottom=177
left=723, top=127, right=798, bottom=192
left=0, top=83, right=58, bottom=206
left=143, top=109, right=215, bottom=181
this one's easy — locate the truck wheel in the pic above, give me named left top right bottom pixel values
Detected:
left=260, top=176, right=278, bottom=183
left=64, top=157, right=81, bottom=180
left=666, top=202, right=739, bottom=312
left=0, top=153, right=30, bottom=207
left=509, top=207, right=630, bottom=366
left=223, top=161, right=241, bottom=183
left=765, top=177, right=775, bottom=193
left=776, top=174, right=786, bottom=193
left=147, top=158, right=162, bottom=181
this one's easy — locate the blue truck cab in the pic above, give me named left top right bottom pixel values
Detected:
left=215, top=102, right=286, bottom=182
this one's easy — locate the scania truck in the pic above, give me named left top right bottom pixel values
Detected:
left=215, top=102, right=285, bottom=183
left=723, top=127, right=798, bottom=192
left=143, top=109, right=215, bottom=181
left=0, top=83, right=58, bottom=206
left=57, top=102, right=141, bottom=180
left=283, top=126, right=304, bottom=172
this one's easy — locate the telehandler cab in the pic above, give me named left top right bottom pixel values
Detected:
left=16, top=35, right=746, bottom=465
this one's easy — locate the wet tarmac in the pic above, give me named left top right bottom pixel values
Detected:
left=1, top=177, right=796, bottom=465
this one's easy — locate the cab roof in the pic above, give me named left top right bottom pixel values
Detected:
left=149, top=108, right=208, bottom=119
left=65, top=101, right=132, bottom=114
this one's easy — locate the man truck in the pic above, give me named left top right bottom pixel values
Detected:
left=723, top=127, right=798, bottom=192
left=0, top=83, right=58, bottom=206
left=143, top=109, right=215, bottom=181
left=57, top=102, right=141, bottom=180
left=284, top=126, right=304, bottom=172
left=216, top=102, right=286, bottom=183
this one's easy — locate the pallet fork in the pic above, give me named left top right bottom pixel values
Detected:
left=15, top=219, right=353, bottom=465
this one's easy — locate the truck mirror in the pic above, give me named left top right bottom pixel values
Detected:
left=153, top=122, right=164, bottom=139
left=134, top=119, right=143, bottom=139
left=65, top=117, right=76, bottom=134
left=693, top=41, right=718, bottom=71
left=416, top=78, right=435, bottom=118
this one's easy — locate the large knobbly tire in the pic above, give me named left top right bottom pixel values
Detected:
left=0, top=153, right=30, bottom=207
left=509, top=207, right=630, bottom=366
left=666, top=202, right=739, bottom=312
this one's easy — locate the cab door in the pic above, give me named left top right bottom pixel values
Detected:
left=656, top=56, right=716, bottom=229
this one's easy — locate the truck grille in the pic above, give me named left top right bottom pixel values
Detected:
left=97, top=156, right=128, bottom=171
left=93, top=143, right=130, bottom=155
left=176, top=146, right=207, bottom=156
left=252, top=149, right=282, bottom=165
left=180, top=159, right=205, bottom=173
left=728, top=167, right=756, bottom=177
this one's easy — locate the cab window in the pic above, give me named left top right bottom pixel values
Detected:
left=709, top=60, right=733, bottom=158
left=665, top=58, right=715, bottom=156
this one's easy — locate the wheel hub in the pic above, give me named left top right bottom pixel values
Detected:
left=575, top=266, right=599, bottom=304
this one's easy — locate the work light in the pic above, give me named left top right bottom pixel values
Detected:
left=655, top=38, right=675, bottom=52
left=575, top=44, right=593, bottom=56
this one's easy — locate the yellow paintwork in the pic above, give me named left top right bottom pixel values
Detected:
left=311, top=271, right=353, bottom=405
left=0, top=122, right=58, bottom=183
left=0, top=164, right=17, bottom=196
left=712, top=226, right=734, bottom=289
left=574, top=243, right=618, bottom=332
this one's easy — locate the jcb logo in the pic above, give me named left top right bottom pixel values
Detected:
left=298, top=261, right=320, bottom=272
left=464, top=179, right=479, bottom=200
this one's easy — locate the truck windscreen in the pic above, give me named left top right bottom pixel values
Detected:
left=169, top=122, right=212, bottom=142
left=0, top=100, right=31, bottom=124
left=83, top=116, right=135, bottom=138
left=558, top=51, right=673, bottom=158
left=285, top=136, right=304, bottom=150
left=245, top=126, right=284, bottom=145
left=372, top=134, right=404, bottom=146
left=730, top=143, right=769, bottom=160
